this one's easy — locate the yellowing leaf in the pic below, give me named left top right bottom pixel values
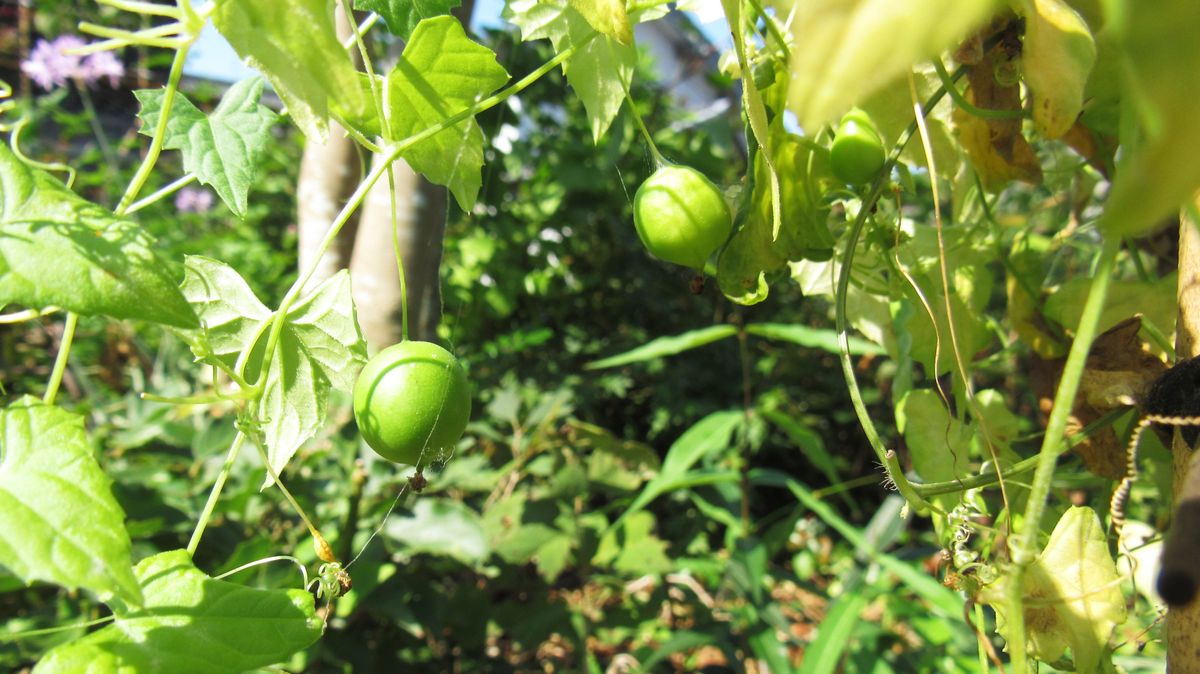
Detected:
left=1020, top=0, right=1097, bottom=139
left=985, top=507, right=1125, bottom=672
left=785, top=0, right=998, bottom=132
left=952, top=38, right=1043, bottom=191
left=568, top=0, right=633, bottom=44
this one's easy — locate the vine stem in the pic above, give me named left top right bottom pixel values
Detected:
left=833, top=78, right=954, bottom=512
left=43, top=312, right=78, bottom=406
left=114, top=41, right=192, bottom=215
left=188, top=431, right=247, bottom=555
left=1003, top=235, right=1120, bottom=674
left=387, top=163, right=410, bottom=341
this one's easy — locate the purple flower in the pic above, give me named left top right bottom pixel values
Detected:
left=21, top=35, right=125, bottom=90
left=81, top=50, right=125, bottom=88
left=175, top=186, right=215, bottom=213
left=22, top=36, right=85, bottom=90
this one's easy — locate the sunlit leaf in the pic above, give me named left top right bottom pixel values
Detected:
left=384, top=16, right=510, bottom=209
left=213, top=0, right=369, bottom=141
left=33, top=549, right=322, bottom=673
left=609, top=410, right=742, bottom=532
left=585, top=325, right=736, bottom=369
left=505, top=0, right=635, bottom=141
left=1019, top=0, right=1097, bottom=139
left=985, top=507, right=1125, bottom=672
left=785, top=0, right=998, bottom=132
left=745, top=323, right=884, bottom=356
left=569, top=0, right=632, bottom=44
left=0, top=398, right=142, bottom=606
left=178, top=257, right=367, bottom=486
left=0, top=144, right=197, bottom=328
left=896, top=389, right=973, bottom=514
left=135, top=77, right=277, bottom=217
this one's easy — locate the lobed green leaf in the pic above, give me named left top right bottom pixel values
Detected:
left=356, top=0, right=462, bottom=40
left=33, top=549, right=323, bottom=674
left=0, top=398, right=142, bottom=606
left=135, top=77, right=278, bottom=217
left=212, top=0, right=370, bottom=141
left=384, top=16, right=510, bottom=209
left=505, top=0, right=635, bottom=142
left=0, top=144, right=197, bottom=328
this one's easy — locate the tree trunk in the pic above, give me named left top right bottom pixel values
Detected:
left=346, top=0, right=475, bottom=350
left=296, top=8, right=361, bottom=288
left=349, top=160, right=447, bottom=347
left=1168, top=198, right=1200, bottom=672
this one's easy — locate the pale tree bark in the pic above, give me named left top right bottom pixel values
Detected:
left=350, top=161, right=448, bottom=347
left=1168, top=199, right=1200, bottom=672
left=296, top=8, right=361, bottom=287
left=345, top=0, right=475, bottom=350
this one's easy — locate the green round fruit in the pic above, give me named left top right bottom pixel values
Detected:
left=830, top=108, right=886, bottom=185
left=353, top=340, right=471, bottom=467
left=633, top=164, right=732, bottom=270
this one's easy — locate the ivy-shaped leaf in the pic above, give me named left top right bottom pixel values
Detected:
left=177, top=255, right=272, bottom=371
left=213, top=0, right=370, bottom=141
left=384, top=16, right=510, bottom=210
left=785, top=0, right=997, bottom=132
left=33, top=549, right=322, bottom=674
left=135, top=77, right=278, bottom=217
left=985, top=507, right=1125, bottom=672
left=0, top=143, right=198, bottom=328
left=355, top=0, right=462, bottom=40
left=0, top=398, right=142, bottom=607
left=505, top=0, right=636, bottom=142
left=177, top=257, right=367, bottom=486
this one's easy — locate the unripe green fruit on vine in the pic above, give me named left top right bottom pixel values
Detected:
left=633, top=164, right=732, bottom=270
left=830, top=108, right=886, bottom=185
left=353, top=340, right=471, bottom=467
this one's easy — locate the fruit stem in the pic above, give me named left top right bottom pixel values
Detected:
left=387, top=162, right=410, bottom=342
left=250, top=436, right=328, bottom=557
left=618, top=73, right=666, bottom=168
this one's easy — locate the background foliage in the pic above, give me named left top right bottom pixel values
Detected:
left=2, top=0, right=1196, bottom=672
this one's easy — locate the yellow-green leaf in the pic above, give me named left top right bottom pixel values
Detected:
left=985, top=507, right=1125, bottom=672
left=784, top=0, right=998, bottom=132
left=1020, top=0, right=1097, bottom=139
left=1099, top=1, right=1200, bottom=237
left=568, top=0, right=633, bottom=44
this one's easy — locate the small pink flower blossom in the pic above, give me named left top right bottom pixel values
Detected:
left=175, top=186, right=215, bottom=213
left=81, top=50, right=125, bottom=88
left=21, top=35, right=125, bottom=90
